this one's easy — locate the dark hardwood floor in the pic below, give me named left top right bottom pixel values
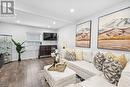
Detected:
left=0, top=58, right=54, bottom=87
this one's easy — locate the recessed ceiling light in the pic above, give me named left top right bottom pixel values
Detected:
left=48, top=25, right=50, bottom=28
left=17, top=20, right=20, bottom=23
left=53, top=21, right=56, bottom=24
left=70, top=8, right=75, bottom=13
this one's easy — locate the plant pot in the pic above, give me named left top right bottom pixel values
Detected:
left=18, top=53, right=21, bottom=61
left=0, top=54, right=4, bottom=68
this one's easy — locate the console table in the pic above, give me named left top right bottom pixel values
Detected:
left=38, top=45, right=57, bottom=58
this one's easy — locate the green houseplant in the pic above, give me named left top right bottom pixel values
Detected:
left=12, top=39, right=25, bottom=61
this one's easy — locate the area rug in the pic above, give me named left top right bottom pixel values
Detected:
left=38, top=70, right=50, bottom=87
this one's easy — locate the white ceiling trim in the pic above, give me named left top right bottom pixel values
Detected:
left=15, top=8, right=74, bottom=24
left=0, top=21, right=56, bottom=30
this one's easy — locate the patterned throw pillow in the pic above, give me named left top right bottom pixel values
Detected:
left=103, top=57, right=123, bottom=86
left=105, top=52, right=127, bottom=68
left=65, top=51, right=76, bottom=61
left=94, top=52, right=105, bottom=71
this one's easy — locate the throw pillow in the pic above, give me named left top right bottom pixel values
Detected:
left=103, top=57, right=123, bottom=86
left=105, top=52, right=116, bottom=59
left=65, top=51, right=76, bottom=61
left=93, top=52, right=105, bottom=71
left=75, top=49, right=83, bottom=61
left=105, top=52, right=127, bottom=68
left=113, top=54, right=127, bottom=68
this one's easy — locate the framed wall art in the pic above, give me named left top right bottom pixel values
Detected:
left=76, top=20, right=91, bottom=48
left=98, top=7, right=130, bottom=51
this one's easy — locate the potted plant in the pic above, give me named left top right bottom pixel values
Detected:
left=12, top=39, right=25, bottom=61
left=0, top=53, right=4, bottom=68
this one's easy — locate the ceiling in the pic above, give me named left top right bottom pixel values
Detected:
left=0, top=0, right=126, bottom=29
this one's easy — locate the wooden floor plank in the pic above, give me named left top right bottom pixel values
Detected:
left=0, top=58, right=53, bottom=87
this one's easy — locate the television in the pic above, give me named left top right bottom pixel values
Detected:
left=43, top=33, right=57, bottom=41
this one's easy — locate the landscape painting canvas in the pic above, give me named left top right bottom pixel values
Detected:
left=76, top=21, right=91, bottom=48
left=98, top=7, right=130, bottom=51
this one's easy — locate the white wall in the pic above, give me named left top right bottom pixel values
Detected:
left=58, top=0, right=130, bottom=54
left=0, top=22, right=57, bottom=61
left=58, top=25, right=76, bottom=49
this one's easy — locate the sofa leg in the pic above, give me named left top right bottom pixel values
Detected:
left=76, top=74, right=85, bottom=82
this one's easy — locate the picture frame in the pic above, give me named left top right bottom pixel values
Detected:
left=98, top=7, right=130, bottom=51
left=76, top=20, right=91, bottom=48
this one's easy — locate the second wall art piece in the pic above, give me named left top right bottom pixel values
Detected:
left=98, top=7, right=130, bottom=51
left=76, top=20, right=91, bottom=48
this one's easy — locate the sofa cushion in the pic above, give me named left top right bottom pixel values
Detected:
left=94, top=52, right=105, bottom=71
left=118, top=72, right=130, bottom=87
left=74, top=49, right=83, bottom=61
left=65, top=75, right=116, bottom=87
left=118, top=61, right=130, bottom=87
left=121, top=61, right=130, bottom=72
left=79, top=75, right=116, bottom=87
left=82, top=50, right=92, bottom=62
left=103, top=58, right=123, bottom=86
left=65, top=51, right=76, bottom=61
left=67, top=61, right=101, bottom=76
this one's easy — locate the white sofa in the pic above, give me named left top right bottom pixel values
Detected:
left=61, top=49, right=102, bottom=79
left=65, top=60, right=130, bottom=87
left=67, top=61, right=101, bottom=79
left=60, top=49, right=130, bottom=87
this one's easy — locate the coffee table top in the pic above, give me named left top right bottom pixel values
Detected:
left=44, top=65, right=76, bottom=81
